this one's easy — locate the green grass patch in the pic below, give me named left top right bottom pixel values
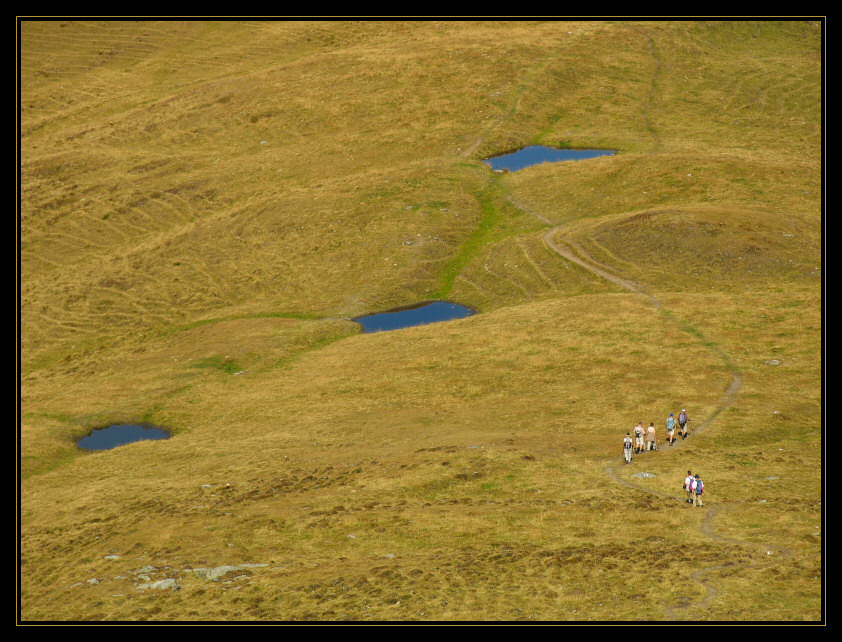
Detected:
left=189, top=355, right=242, bottom=374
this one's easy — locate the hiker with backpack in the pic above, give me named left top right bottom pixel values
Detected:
left=665, top=413, right=677, bottom=445
left=646, top=422, right=657, bottom=451
left=678, top=409, right=690, bottom=439
left=633, top=421, right=645, bottom=454
left=683, top=470, right=695, bottom=504
left=623, top=433, right=634, bottom=464
left=693, top=474, right=704, bottom=506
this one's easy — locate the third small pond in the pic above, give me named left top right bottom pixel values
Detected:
left=353, top=301, right=476, bottom=333
left=483, top=146, right=616, bottom=172
left=77, top=423, right=171, bottom=451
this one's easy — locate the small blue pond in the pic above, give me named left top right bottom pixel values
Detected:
left=354, top=301, right=476, bottom=333
left=483, top=146, right=616, bottom=172
left=77, top=423, right=171, bottom=451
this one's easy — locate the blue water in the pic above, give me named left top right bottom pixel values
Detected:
left=354, top=301, right=476, bottom=333
left=77, top=423, right=171, bottom=451
left=483, top=146, right=616, bottom=171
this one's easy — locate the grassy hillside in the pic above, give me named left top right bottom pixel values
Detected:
left=19, top=20, right=822, bottom=622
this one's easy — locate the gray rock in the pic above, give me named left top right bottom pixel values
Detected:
left=191, top=565, right=242, bottom=581
left=86, top=578, right=99, bottom=585
left=632, top=472, right=656, bottom=479
left=104, top=555, right=121, bottom=560
left=137, top=565, right=157, bottom=574
left=137, top=579, right=180, bottom=591
left=765, top=476, right=779, bottom=480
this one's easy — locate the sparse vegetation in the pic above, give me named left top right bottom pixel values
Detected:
left=19, top=20, right=821, bottom=622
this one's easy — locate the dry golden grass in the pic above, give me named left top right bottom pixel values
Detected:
left=20, top=20, right=822, bottom=621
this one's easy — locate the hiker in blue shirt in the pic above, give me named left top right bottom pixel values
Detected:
left=693, top=474, right=704, bottom=506
left=666, top=413, right=677, bottom=446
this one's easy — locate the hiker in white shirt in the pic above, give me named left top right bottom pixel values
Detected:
left=634, top=422, right=645, bottom=454
left=623, top=433, right=634, bottom=464
left=693, top=474, right=704, bottom=506
left=683, top=471, right=695, bottom=504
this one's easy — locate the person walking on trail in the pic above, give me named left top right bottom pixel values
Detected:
left=689, top=474, right=698, bottom=505
left=623, top=433, right=634, bottom=464
left=646, top=422, right=657, bottom=451
left=665, top=413, right=677, bottom=445
left=683, top=470, right=695, bottom=504
left=634, top=421, right=645, bottom=454
left=667, top=415, right=676, bottom=445
left=678, top=409, right=690, bottom=440
left=693, top=474, right=704, bottom=507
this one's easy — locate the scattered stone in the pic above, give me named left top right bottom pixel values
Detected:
left=758, top=499, right=767, bottom=504
left=86, top=578, right=99, bottom=585
left=137, top=565, right=157, bottom=574
left=137, top=574, right=151, bottom=582
left=632, top=472, right=656, bottom=479
left=346, top=534, right=357, bottom=539
left=191, top=565, right=243, bottom=582
left=104, top=555, right=121, bottom=560
left=380, top=554, right=395, bottom=559
left=137, top=579, right=180, bottom=591
left=765, top=476, right=779, bottom=481
left=766, top=359, right=781, bottom=366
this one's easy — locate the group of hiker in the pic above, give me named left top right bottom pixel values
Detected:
left=623, top=409, right=691, bottom=462
left=683, top=470, right=705, bottom=507
left=621, top=409, right=704, bottom=505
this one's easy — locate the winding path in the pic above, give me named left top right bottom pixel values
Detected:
left=460, top=23, right=787, bottom=619
left=538, top=214, right=793, bottom=622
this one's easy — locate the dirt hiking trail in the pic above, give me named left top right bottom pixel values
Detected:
left=538, top=218, right=794, bottom=621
